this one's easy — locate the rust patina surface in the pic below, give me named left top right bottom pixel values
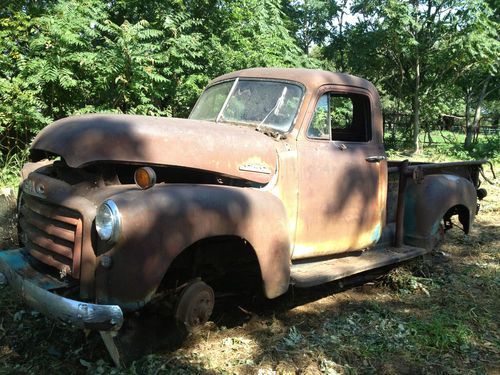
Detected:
left=0, top=68, right=487, bottom=364
left=31, top=115, right=278, bottom=185
left=13, top=68, right=486, bottom=299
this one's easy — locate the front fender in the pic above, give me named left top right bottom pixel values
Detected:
left=95, top=184, right=291, bottom=308
left=404, top=174, right=477, bottom=249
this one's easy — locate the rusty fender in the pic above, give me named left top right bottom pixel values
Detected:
left=95, top=184, right=291, bottom=309
left=403, top=174, right=477, bottom=249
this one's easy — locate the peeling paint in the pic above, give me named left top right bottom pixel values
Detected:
left=371, top=223, right=381, bottom=242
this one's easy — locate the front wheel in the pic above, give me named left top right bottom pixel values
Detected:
left=175, top=279, right=215, bottom=331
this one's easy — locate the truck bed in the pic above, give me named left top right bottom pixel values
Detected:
left=386, top=159, right=486, bottom=223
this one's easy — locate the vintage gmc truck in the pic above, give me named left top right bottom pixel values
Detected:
left=0, top=68, right=488, bottom=365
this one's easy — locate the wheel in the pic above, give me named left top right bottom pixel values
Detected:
left=174, top=279, right=215, bottom=331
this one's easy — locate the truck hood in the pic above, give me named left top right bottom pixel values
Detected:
left=31, top=114, right=278, bottom=184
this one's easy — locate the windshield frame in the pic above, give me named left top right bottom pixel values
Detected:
left=189, top=78, right=306, bottom=134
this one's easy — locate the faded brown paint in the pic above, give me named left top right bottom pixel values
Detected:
left=403, top=173, right=478, bottom=249
left=95, top=185, right=291, bottom=304
left=0, top=67, right=488, bottom=367
left=19, top=194, right=80, bottom=276
left=292, top=84, right=386, bottom=259
left=12, top=68, right=484, bottom=309
left=31, top=115, right=278, bottom=185
left=18, top=171, right=102, bottom=298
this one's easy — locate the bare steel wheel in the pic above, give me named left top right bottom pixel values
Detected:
left=175, top=280, right=215, bottom=331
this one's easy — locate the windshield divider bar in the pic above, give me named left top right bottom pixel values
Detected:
left=216, top=78, right=239, bottom=123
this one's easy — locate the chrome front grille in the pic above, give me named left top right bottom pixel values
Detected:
left=19, top=194, right=82, bottom=279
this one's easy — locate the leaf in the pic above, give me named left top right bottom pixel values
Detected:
left=79, top=359, right=92, bottom=368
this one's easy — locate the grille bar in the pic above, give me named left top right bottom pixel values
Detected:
left=22, top=195, right=80, bottom=226
left=25, top=240, right=72, bottom=268
left=20, top=206, right=75, bottom=242
left=20, top=194, right=82, bottom=278
left=20, top=218, right=73, bottom=259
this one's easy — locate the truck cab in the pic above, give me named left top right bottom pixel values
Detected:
left=190, top=69, right=388, bottom=259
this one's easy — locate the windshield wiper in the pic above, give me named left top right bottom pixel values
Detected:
left=256, top=87, right=288, bottom=132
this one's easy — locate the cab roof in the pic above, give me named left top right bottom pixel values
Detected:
left=210, top=68, right=377, bottom=94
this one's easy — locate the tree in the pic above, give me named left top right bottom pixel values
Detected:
left=23, top=0, right=108, bottom=118
left=1, top=0, right=311, bottom=152
left=452, top=0, right=500, bottom=147
left=6, top=0, right=496, bottom=158
left=282, top=0, right=339, bottom=55
left=0, top=2, right=54, bottom=150
left=317, top=0, right=498, bottom=153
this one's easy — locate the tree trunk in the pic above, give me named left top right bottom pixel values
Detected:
left=337, top=0, right=348, bottom=71
left=411, top=0, right=420, bottom=153
left=412, top=58, right=421, bottom=153
left=471, top=76, right=490, bottom=143
left=464, top=89, right=473, bottom=148
left=426, top=126, right=433, bottom=145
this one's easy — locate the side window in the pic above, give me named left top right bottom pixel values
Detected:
left=307, top=92, right=371, bottom=142
left=330, top=93, right=371, bottom=142
left=307, top=94, right=330, bottom=139
left=330, top=96, right=353, bottom=130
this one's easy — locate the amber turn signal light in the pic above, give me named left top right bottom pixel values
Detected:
left=134, top=167, right=156, bottom=190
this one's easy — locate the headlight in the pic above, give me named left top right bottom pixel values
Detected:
left=95, top=200, right=121, bottom=242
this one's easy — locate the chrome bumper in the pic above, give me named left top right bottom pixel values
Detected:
left=0, top=249, right=123, bottom=331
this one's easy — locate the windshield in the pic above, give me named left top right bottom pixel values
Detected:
left=189, top=79, right=303, bottom=132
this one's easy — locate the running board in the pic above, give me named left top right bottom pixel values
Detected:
left=290, top=245, right=428, bottom=288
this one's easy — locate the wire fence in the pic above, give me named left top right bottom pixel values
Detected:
left=383, top=112, right=499, bottom=146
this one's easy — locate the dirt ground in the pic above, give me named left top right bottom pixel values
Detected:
left=0, top=171, right=498, bottom=375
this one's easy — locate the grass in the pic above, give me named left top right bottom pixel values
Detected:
left=0, top=157, right=498, bottom=374
left=386, top=130, right=500, bottom=164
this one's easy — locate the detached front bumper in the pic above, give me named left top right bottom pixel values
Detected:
left=0, top=249, right=123, bottom=331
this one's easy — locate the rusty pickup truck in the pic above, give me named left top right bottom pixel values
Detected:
left=0, top=68, right=488, bottom=365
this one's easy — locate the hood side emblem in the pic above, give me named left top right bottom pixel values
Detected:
left=238, top=164, right=272, bottom=175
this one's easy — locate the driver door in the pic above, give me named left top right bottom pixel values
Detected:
left=292, top=88, right=386, bottom=259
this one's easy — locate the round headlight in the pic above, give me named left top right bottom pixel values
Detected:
left=95, top=200, right=121, bottom=242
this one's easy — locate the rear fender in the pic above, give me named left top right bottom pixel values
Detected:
left=95, top=185, right=291, bottom=309
left=404, top=174, right=477, bottom=249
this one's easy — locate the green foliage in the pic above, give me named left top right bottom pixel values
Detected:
left=429, top=137, right=500, bottom=163
left=0, top=147, right=28, bottom=187
left=24, top=0, right=107, bottom=116
left=309, top=0, right=499, bottom=151
left=0, top=0, right=498, bottom=161
left=410, top=313, right=473, bottom=352
left=0, top=5, right=52, bottom=147
left=0, top=0, right=308, bottom=154
left=0, top=77, right=51, bottom=142
left=281, top=0, right=339, bottom=54
left=94, top=18, right=170, bottom=115
left=207, top=0, right=313, bottom=74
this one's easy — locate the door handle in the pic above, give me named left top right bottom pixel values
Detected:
left=337, top=143, right=347, bottom=151
left=365, top=155, right=386, bottom=162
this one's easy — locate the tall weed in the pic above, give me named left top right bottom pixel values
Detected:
left=0, top=148, right=28, bottom=188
